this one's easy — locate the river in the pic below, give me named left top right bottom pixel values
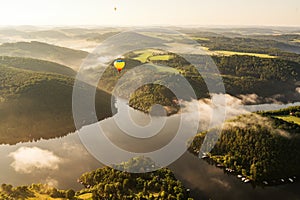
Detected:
left=0, top=100, right=300, bottom=199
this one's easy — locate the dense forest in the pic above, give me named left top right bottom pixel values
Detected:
left=0, top=183, right=77, bottom=200
left=1, top=28, right=300, bottom=199
left=0, top=157, right=193, bottom=200
left=194, top=36, right=300, bottom=62
left=128, top=84, right=179, bottom=115
left=0, top=60, right=112, bottom=144
left=0, top=56, right=76, bottom=77
left=189, top=107, right=300, bottom=184
left=96, top=49, right=300, bottom=114
left=214, top=55, right=300, bottom=98
left=0, top=41, right=88, bottom=70
left=78, top=157, right=193, bottom=200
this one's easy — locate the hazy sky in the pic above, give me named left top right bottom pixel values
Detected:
left=0, top=0, right=299, bottom=26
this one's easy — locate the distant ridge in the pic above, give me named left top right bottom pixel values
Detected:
left=0, top=41, right=89, bottom=71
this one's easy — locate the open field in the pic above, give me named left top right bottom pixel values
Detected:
left=28, top=193, right=65, bottom=200
left=133, top=50, right=153, bottom=62
left=133, top=49, right=173, bottom=62
left=192, top=37, right=210, bottom=41
left=213, top=50, right=277, bottom=58
left=77, top=193, right=93, bottom=200
left=151, top=64, right=179, bottom=74
left=149, top=54, right=174, bottom=61
left=274, top=115, right=300, bottom=125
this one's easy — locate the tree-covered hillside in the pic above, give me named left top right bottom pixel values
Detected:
left=0, top=56, right=76, bottom=77
left=189, top=107, right=300, bottom=184
left=0, top=64, right=112, bottom=144
left=78, top=157, right=193, bottom=200
left=0, top=157, right=194, bottom=200
left=0, top=41, right=88, bottom=70
left=194, top=36, right=300, bottom=62
left=214, top=55, right=300, bottom=98
left=96, top=49, right=300, bottom=114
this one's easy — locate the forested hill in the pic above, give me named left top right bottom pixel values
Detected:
left=0, top=56, right=76, bottom=77
left=99, top=50, right=300, bottom=114
left=78, top=157, right=193, bottom=199
left=0, top=41, right=88, bottom=70
left=0, top=64, right=112, bottom=144
left=189, top=107, right=300, bottom=185
left=213, top=55, right=300, bottom=98
left=194, top=36, right=300, bottom=62
left=156, top=54, right=300, bottom=98
left=0, top=157, right=194, bottom=200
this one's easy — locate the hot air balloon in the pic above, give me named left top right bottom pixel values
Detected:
left=113, top=0, right=118, bottom=11
left=114, top=59, right=125, bottom=73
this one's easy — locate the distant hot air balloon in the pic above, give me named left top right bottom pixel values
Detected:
left=114, top=59, right=125, bottom=73
left=114, top=0, right=120, bottom=11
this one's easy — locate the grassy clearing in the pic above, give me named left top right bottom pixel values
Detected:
left=192, top=37, right=210, bottom=41
left=149, top=54, right=174, bottom=61
left=274, top=115, right=300, bottom=125
left=151, top=64, right=179, bottom=74
left=133, top=49, right=173, bottom=63
left=292, top=39, right=300, bottom=43
left=214, top=50, right=276, bottom=58
left=133, top=50, right=153, bottom=62
left=77, top=193, right=93, bottom=200
left=28, top=192, right=65, bottom=200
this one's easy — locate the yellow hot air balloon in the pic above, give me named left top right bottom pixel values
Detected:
left=114, top=59, right=125, bottom=73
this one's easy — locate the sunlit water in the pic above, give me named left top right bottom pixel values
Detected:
left=1, top=100, right=300, bottom=199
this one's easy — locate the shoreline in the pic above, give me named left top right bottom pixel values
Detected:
left=190, top=150, right=298, bottom=187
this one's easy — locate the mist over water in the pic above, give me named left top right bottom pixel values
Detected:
left=1, top=96, right=300, bottom=198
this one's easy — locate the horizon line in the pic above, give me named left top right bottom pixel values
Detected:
left=0, top=24, right=300, bottom=29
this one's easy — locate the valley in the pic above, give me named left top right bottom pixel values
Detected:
left=0, top=26, right=300, bottom=200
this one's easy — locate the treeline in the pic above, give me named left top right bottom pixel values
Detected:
left=78, top=157, right=193, bottom=200
left=259, top=106, right=300, bottom=117
left=0, top=56, right=76, bottom=77
left=252, top=34, right=300, bottom=44
left=1, top=157, right=194, bottom=200
left=0, top=183, right=75, bottom=200
left=0, top=41, right=88, bottom=70
left=0, top=64, right=113, bottom=144
left=213, top=55, right=300, bottom=97
left=195, top=36, right=300, bottom=63
left=214, top=55, right=299, bottom=81
left=129, top=84, right=179, bottom=115
left=142, top=53, right=300, bottom=99
left=189, top=111, right=300, bottom=183
left=97, top=48, right=300, bottom=115
left=0, top=64, right=74, bottom=99
left=171, top=54, right=300, bottom=97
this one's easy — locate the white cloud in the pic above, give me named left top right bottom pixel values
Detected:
left=181, top=94, right=248, bottom=131
left=45, top=177, right=59, bottom=188
left=9, top=147, right=62, bottom=174
left=238, top=93, right=260, bottom=104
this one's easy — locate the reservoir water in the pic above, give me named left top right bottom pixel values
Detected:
left=1, top=100, right=300, bottom=199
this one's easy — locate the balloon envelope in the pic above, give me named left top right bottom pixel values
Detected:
left=114, top=59, right=125, bottom=72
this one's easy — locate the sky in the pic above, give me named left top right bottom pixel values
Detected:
left=0, top=0, right=299, bottom=26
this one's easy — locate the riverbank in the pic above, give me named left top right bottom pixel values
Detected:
left=189, top=150, right=298, bottom=187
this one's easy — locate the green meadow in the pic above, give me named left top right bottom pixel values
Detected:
left=274, top=115, right=300, bottom=125
left=133, top=49, right=174, bottom=63
left=213, top=50, right=277, bottom=58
